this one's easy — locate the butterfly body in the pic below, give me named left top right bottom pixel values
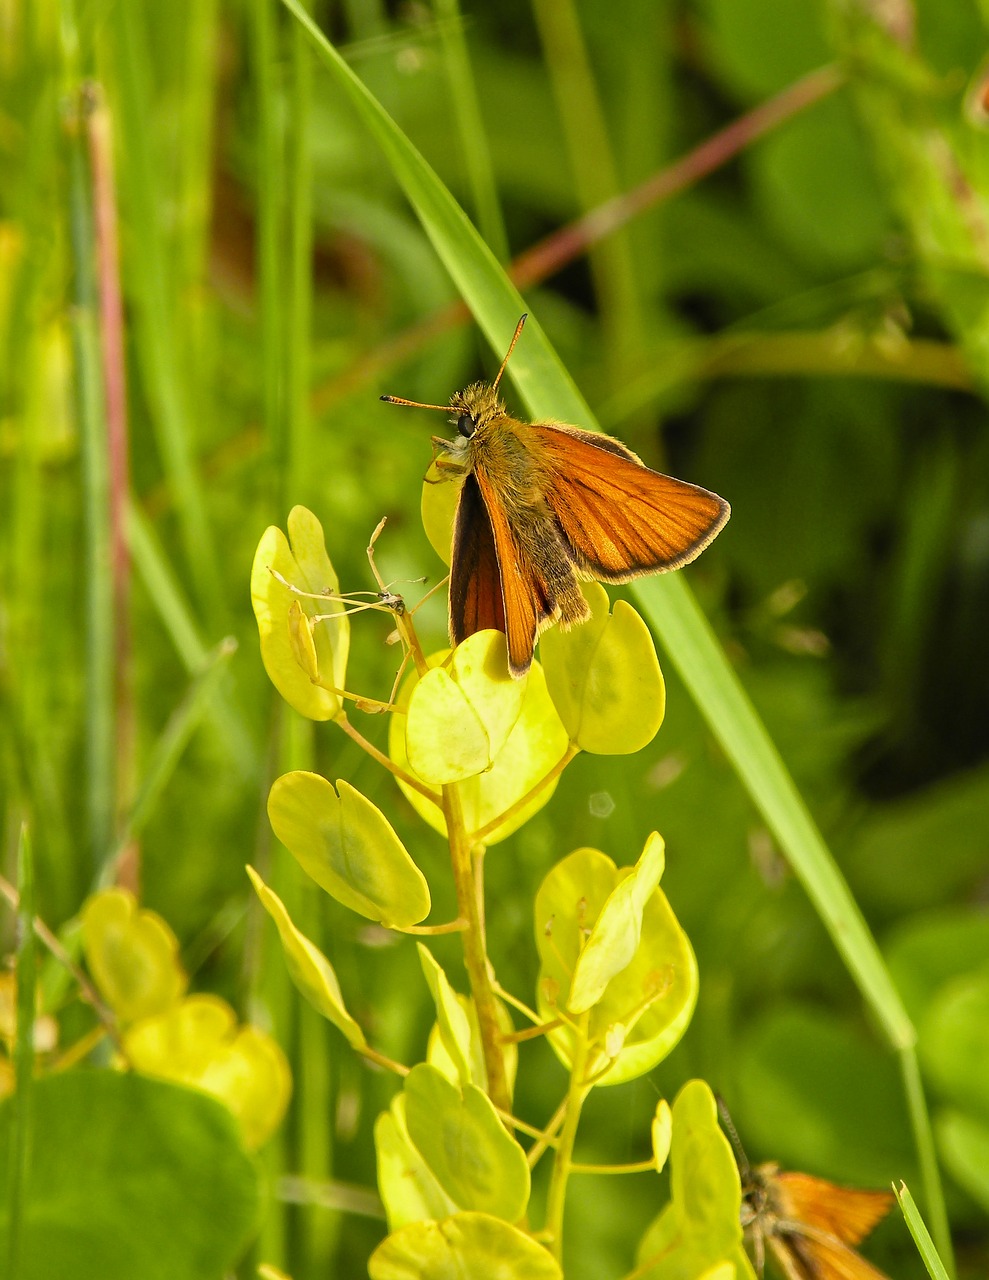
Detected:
left=383, top=317, right=730, bottom=678
left=742, top=1162, right=894, bottom=1280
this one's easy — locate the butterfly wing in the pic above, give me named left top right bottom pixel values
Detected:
left=773, top=1229, right=892, bottom=1280
left=450, top=469, right=560, bottom=677
left=531, top=423, right=730, bottom=581
left=774, top=1174, right=894, bottom=1247
left=450, top=473, right=505, bottom=641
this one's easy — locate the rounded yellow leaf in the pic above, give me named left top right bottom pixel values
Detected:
left=405, top=632, right=525, bottom=785
left=403, top=1064, right=530, bottom=1222
left=420, top=462, right=461, bottom=567
left=267, top=771, right=430, bottom=926
left=369, top=1213, right=562, bottom=1280
left=541, top=581, right=666, bottom=754
left=535, top=842, right=697, bottom=1085
left=251, top=505, right=349, bottom=720
left=375, top=1095, right=460, bottom=1231
left=389, top=651, right=569, bottom=845
left=81, top=888, right=187, bottom=1024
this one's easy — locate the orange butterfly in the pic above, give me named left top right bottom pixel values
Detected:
left=382, top=316, right=730, bottom=677
left=741, top=1162, right=894, bottom=1280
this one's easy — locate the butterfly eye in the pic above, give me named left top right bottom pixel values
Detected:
left=457, top=413, right=476, bottom=438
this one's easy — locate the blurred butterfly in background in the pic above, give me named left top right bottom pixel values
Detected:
left=382, top=315, right=730, bottom=677
left=719, top=1101, right=895, bottom=1280
left=741, top=1162, right=894, bottom=1280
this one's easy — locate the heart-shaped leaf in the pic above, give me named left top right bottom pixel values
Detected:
left=541, top=581, right=666, bottom=755
left=81, top=888, right=186, bottom=1024
left=251, top=506, right=349, bottom=720
left=267, top=772, right=430, bottom=926
left=406, top=632, right=526, bottom=785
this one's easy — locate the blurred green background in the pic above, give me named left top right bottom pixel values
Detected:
left=3, top=0, right=989, bottom=1275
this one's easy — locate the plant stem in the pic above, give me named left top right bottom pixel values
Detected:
left=544, top=1019, right=590, bottom=1259
left=441, top=781, right=511, bottom=1113
left=7, top=825, right=36, bottom=1280
left=470, top=744, right=578, bottom=845
left=334, top=715, right=442, bottom=806
left=67, top=84, right=115, bottom=872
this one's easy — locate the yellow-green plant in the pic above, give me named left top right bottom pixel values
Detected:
left=250, top=502, right=743, bottom=1276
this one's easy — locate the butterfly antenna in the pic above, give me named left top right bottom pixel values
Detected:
left=716, top=1095, right=752, bottom=1181
left=492, top=313, right=527, bottom=391
left=379, top=394, right=450, bottom=411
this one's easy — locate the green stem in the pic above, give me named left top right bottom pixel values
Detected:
left=7, top=825, right=36, bottom=1280
left=287, top=1, right=314, bottom=505
left=544, top=1018, right=590, bottom=1259
left=441, top=782, right=511, bottom=1113
left=252, top=0, right=286, bottom=495
left=67, top=86, right=115, bottom=870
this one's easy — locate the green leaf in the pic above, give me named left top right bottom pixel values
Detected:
left=541, top=582, right=666, bottom=755
left=569, top=832, right=666, bottom=1013
left=635, top=1079, right=753, bottom=1280
left=375, top=1096, right=460, bottom=1231
left=247, top=866, right=367, bottom=1050
left=403, top=1064, right=530, bottom=1222
left=81, top=887, right=187, bottom=1024
left=267, top=771, right=430, bottom=927
left=418, top=944, right=473, bottom=1087
left=251, top=505, right=349, bottom=721
left=368, top=1212, right=562, bottom=1280
left=389, top=653, right=569, bottom=844
left=534, top=842, right=697, bottom=1085
left=405, top=632, right=526, bottom=785
left=0, top=1072, right=260, bottom=1280
left=894, top=1181, right=952, bottom=1280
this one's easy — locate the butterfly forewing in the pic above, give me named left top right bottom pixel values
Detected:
left=450, top=473, right=505, bottom=642
left=468, top=467, right=560, bottom=676
left=532, top=424, right=730, bottom=580
left=774, top=1174, right=894, bottom=1248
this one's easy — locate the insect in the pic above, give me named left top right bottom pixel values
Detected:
left=381, top=315, right=730, bottom=677
left=719, top=1103, right=894, bottom=1280
left=741, top=1162, right=894, bottom=1280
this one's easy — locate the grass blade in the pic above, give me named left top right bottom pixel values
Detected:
left=7, top=823, right=37, bottom=1280
left=895, top=1181, right=951, bottom=1280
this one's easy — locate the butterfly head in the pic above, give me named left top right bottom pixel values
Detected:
left=449, top=382, right=505, bottom=439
